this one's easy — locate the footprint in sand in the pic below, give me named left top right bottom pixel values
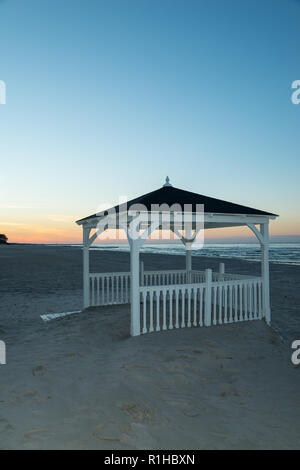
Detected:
left=247, top=355, right=265, bottom=360
left=23, top=390, right=37, bottom=397
left=181, top=402, right=207, bottom=418
left=23, top=429, right=51, bottom=441
left=120, top=402, right=155, bottom=421
left=64, top=352, right=77, bottom=358
left=219, top=384, right=240, bottom=397
left=0, top=417, right=13, bottom=434
left=121, top=363, right=152, bottom=370
left=183, top=408, right=202, bottom=418
left=92, top=421, right=121, bottom=442
left=32, top=365, right=46, bottom=376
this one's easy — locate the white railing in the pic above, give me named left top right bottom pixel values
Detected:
left=89, top=272, right=130, bottom=306
left=212, top=272, right=259, bottom=281
left=139, top=273, right=263, bottom=335
left=89, top=269, right=190, bottom=306
left=191, top=270, right=206, bottom=283
left=88, top=264, right=263, bottom=331
left=140, top=283, right=206, bottom=334
left=211, top=278, right=262, bottom=325
left=191, top=269, right=256, bottom=282
left=142, top=269, right=187, bottom=286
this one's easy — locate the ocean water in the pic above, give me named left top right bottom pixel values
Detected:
left=89, top=243, right=300, bottom=266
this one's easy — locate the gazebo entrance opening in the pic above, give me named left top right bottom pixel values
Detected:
left=76, top=179, right=277, bottom=337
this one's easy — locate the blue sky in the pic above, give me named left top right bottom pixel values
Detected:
left=0, top=0, right=299, bottom=242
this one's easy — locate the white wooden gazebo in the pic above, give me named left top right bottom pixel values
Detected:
left=76, top=178, right=277, bottom=337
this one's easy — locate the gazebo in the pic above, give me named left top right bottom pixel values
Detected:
left=76, top=178, right=278, bottom=337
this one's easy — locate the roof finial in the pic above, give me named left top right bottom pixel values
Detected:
left=163, top=176, right=172, bottom=187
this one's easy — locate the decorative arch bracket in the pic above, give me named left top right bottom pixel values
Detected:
left=247, top=223, right=264, bottom=246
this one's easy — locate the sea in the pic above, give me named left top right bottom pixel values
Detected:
left=88, top=243, right=300, bottom=266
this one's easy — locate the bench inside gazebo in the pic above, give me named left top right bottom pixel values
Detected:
left=76, top=178, right=278, bottom=337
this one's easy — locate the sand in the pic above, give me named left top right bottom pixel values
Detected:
left=0, top=244, right=299, bottom=449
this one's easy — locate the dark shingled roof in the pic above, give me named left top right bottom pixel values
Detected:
left=77, top=184, right=277, bottom=223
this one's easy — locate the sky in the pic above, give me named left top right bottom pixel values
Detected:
left=0, top=0, right=299, bottom=244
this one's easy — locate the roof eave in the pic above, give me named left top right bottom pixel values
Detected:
left=76, top=210, right=278, bottom=226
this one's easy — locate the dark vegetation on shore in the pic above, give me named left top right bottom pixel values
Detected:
left=0, top=234, right=8, bottom=244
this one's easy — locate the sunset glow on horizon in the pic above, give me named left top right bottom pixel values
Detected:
left=3, top=216, right=300, bottom=245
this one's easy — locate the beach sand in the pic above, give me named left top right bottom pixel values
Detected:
left=0, top=244, right=299, bottom=449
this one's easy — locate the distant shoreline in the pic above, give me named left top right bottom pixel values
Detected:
left=5, top=239, right=300, bottom=246
left=3, top=242, right=300, bottom=266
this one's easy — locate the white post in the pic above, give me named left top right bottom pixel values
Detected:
left=261, top=223, right=271, bottom=324
left=140, top=260, right=144, bottom=286
left=83, top=226, right=91, bottom=309
left=204, top=268, right=212, bottom=326
left=185, top=242, right=192, bottom=283
left=219, top=262, right=225, bottom=274
left=130, top=239, right=141, bottom=336
left=126, top=220, right=158, bottom=337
